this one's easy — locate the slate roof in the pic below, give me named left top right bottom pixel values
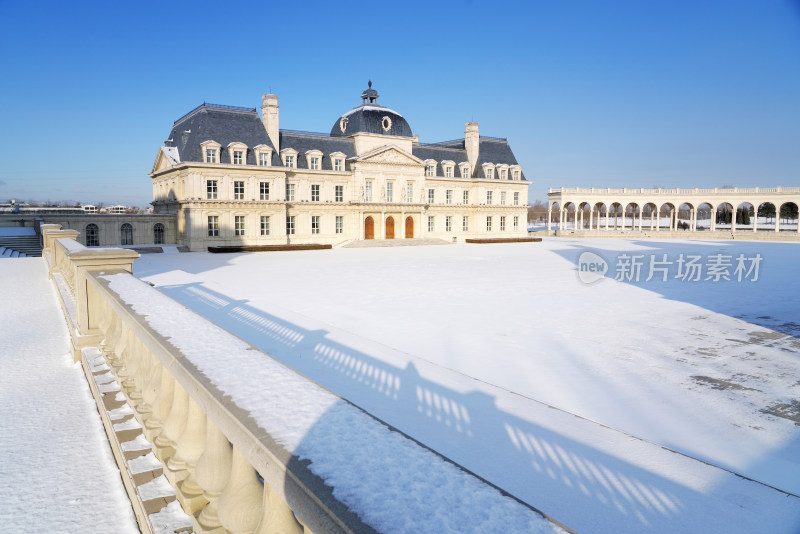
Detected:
left=164, top=103, right=524, bottom=179
left=279, top=131, right=356, bottom=172
left=330, top=105, right=413, bottom=138
left=413, top=137, right=526, bottom=180
left=166, top=104, right=278, bottom=165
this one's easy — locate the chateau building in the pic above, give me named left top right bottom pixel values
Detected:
left=150, top=83, right=528, bottom=251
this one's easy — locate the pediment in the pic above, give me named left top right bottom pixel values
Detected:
left=352, top=145, right=423, bottom=166
left=151, top=146, right=180, bottom=174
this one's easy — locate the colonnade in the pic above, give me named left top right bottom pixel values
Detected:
left=546, top=187, right=800, bottom=234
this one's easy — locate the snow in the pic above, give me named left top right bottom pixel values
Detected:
left=342, top=104, right=404, bottom=118
left=131, top=238, right=800, bottom=534
left=102, top=271, right=562, bottom=533
left=0, top=259, right=138, bottom=533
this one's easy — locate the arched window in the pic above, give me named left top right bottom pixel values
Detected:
left=153, top=223, right=165, bottom=244
left=85, top=224, right=99, bottom=247
left=121, top=223, right=133, bottom=245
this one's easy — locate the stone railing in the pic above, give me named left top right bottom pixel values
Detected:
left=548, top=186, right=800, bottom=195
left=41, top=226, right=564, bottom=534
left=41, top=225, right=379, bottom=533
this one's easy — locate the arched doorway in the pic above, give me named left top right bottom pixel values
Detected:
left=121, top=223, right=133, bottom=245
left=405, top=216, right=414, bottom=238
left=386, top=216, right=395, bottom=239
left=364, top=216, right=374, bottom=239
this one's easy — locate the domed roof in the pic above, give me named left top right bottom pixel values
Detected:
left=330, top=82, right=413, bottom=138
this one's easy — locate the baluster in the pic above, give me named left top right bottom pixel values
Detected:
left=194, top=421, right=232, bottom=533
left=154, top=382, right=188, bottom=463
left=125, top=337, right=145, bottom=403
left=217, top=447, right=264, bottom=534
left=138, top=360, right=163, bottom=423
left=144, top=369, right=174, bottom=441
left=254, top=484, right=304, bottom=534
left=167, top=398, right=208, bottom=512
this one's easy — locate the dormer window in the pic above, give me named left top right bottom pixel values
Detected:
left=330, top=151, right=346, bottom=172
left=510, top=165, right=521, bottom=180
left=496, top=164, right=509, bottom=180
left=281, top=148, right=298, bottom=168
left=482, top=163, right=495, bottom=180
left=228, top=142, right=248, bottom=165
left=254, top=144, right=273, bottom=167
left=200, top=140, right=221, bottom=164
left=305, top=149, right=323, bottom=171
left=459, top=163, right=470, bottom=178
left=441, top=160, right=455, bottom=179
left=424, top=160, right=436, bottom=177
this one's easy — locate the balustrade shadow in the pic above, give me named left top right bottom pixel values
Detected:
left=555, top=240, right=800, bottom=339
left=150, top=280, right=798, bottom=533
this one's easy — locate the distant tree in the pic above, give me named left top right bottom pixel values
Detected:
left=780, top=203, right=798, bottom=222
left=758, top=203, right=775, bottom=222
left=736, top=208, right=750, bottom=225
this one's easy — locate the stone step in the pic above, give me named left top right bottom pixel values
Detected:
left=343, top=237, right=454, bottom=248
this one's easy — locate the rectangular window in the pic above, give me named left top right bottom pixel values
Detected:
left=445, top=166, right=452, bottom=178
left=259, top=152, right=269, bottom=166
left=334, top=158, right=343, bottom=172
left=208, top=215, right=219, bottom=237
left=386, top=182, right=393, bottom=202
left=311, top=215, right=320, bottom=234
left=428, top=188, right=435, bottom=204
left=426, top=164, right=435, bottom=177
left=486, top=168, right=493, bottom=179
left=365, top=182, right=373, bottom=202
left=445, top=216, right=452, bottom=232
left=310, top=156, right=320, bottom=170
left=513, top=170, right=520, bottom=180
left=286, top=216, right=295, bottom=235
left=500, top=191, right=506, bottom=205
left=500, top=216, right=506, bottom=232
left=462, top=166, right=470, bottom=178
left=284, top=155, right=295, bottom=168
left=335, top=185, right=343, bottom=202
left=427, top=216, right=435, bottom=232
left=487, top=191, right=493, bottom=205
left=513, top=216, right=519, bottom=231
left=235, top=215, right=245, bottom=236
left=513, top=192, right=519, bottom=205
left=500, top=169, right=507, bottom=180
left=260, top=182, right=270, bottom=201
left=311, top=184, right=320, bottom=202
left=206, top=149, right=217, bottom=163
left=462, top=216, right=469, bottom=232
left=406, top=183, right=413, bottom=203
left=207, top=180, right=218, bottom=199
left=446, top=190, right=452, bottom=204
left=335, top=215, right=343, bottom=234
left=234, top=181, right=244, bottom=200
left=463, top=190, right=469, bottom=204
left=260, top=215, right=270, bottom=235
left=233, top=150, right=244, bottom=165
left=286, top=183, right=295, bottom=201
left=486, top=216, right=493, bottom=231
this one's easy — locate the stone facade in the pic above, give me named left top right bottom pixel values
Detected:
left=150, top=84, right=529, bottom=251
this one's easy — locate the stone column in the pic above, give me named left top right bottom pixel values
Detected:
left=547, top=207, right=552, bottom=231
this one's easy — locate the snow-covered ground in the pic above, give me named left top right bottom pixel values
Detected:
left=0, top=259, right=138, bottom=533
left=133, top=239, right=800, bottom=534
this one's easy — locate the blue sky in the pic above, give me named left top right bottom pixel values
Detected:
left=0, top=0, right=798, bottom=206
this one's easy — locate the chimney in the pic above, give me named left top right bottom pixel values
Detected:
left=465, top=122, right=479, bottom=171
left=261, top=93, right=280, bottom=153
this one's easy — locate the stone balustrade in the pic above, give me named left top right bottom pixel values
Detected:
left=41, top=225, right=563, bottom=534
left=41, top=225, right=377, bottom=534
